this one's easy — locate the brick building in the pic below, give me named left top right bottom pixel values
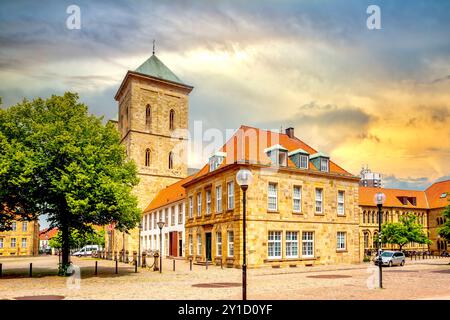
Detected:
left=0, top=219, right=39, bottom=256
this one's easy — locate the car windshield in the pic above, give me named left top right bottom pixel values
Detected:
left=381, top=252, right=393, bottom=257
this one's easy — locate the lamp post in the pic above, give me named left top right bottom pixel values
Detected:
left=138, top=222, right=143, bottom=267
left=374, top=192, right=386, bottom=289
left=236, top=168, right=253, bottom=301
left=157, top=221, right=165, bottom=273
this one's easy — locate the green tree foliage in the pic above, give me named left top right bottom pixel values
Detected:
left=438, top=204, right=450, bottom=241
left=381, top=213, right=431, bottom=250
left=49, top=228, right=105, bottom=249
left=0, top=92, right=140, bottom=272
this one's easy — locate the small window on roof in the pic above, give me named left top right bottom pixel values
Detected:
left=441, top=192, right=447, bottom=198
left=265, top=145, right=288, bottom=167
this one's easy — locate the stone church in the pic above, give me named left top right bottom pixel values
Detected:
left=105, top=53, right=193, bottom=257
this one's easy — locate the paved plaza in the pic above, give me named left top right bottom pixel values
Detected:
left=0, top=256, right=449, bottom=300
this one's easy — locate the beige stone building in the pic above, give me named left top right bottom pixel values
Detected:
left=183, top=126, right=361, bottom=268
left=105, top=53, right=193, bottom=257
left=0, top=219, right=39, bottom=256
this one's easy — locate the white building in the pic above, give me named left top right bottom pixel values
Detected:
left=359, top=165, right=382, bottom=188
left=141, top=175, right=193, bottom=257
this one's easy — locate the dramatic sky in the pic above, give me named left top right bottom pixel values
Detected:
left=1, top=0, right=449, bottom=194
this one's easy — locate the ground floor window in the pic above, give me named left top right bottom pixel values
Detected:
left=302, top=232, right=314, bottom=257
left=337, top=232, right=346, bottom=251
left=268, top=231, right=282, bottom=259
left=285, top=231, right=298, bottom=258
left=216, top=232, right=222, bottom=256
left=227, top=231, right=234, bottom=257
left=197, top=233, right=202, bottom=256
left=188, top=234, right=193, bottom=255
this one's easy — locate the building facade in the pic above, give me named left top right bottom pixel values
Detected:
left=106, top=53, right=193, bottom=257
left=0, top=219, right=39, bottom=256
left=184, top=126, right=361, bottom=268
left=359, top=166, right=382, bottom=187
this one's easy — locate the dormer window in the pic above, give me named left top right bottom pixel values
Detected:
left=209, top=152, right=226, bottom=172
left=441, top=192, right=447, bottom=198
left=264, top=144, right=288, bottom=167
left=310, top=152, right=330, bottom=173
left=288, top=148, right=309, bottom=169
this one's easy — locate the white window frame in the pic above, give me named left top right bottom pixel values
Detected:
left=337, top=190, right=345, bottom=216
left=268, top=231, right=282, bottom=259
left=171, top=206, right=176, bottom=225
left=268, top=183, right=278, bottom=211
left=227, top=181, right=234, bottom=210
left=22, top=238, right=27, bottom=248
left=302, top=231, right=314, bottom=258
left=299, top=155, right=309, bottom=169
left=22, top=221, right=28, bottom=232
left=178, top=203, right=183, bottom=225
left=0, top=238, right=3, bottom=248
left=216, top=232, right=222, bottom=257
left=227, top=231, right=234, bottom=257
left=11, top=222, right=16, bottom=231
left=315, top=188, right=323, bottom=214
left=293, top=186, right=302, bottom=213
left=188, top=234, right=193, bottom=255
left=216, top=185, right=222, bottom=213
left=320, top=158, right=329, bottom=172
left=189, top=196, right=193, bottom=218
left=197, top=192, right=202, bottom=217
left=11, top=238, right=16, bottom=248
left=206, top=190, right=211, bottom=215
left=286, top=231, right=299, bottom=258
left=337, top=232, right=346, bottom=251
left=197, top=233, right=202, bottom=255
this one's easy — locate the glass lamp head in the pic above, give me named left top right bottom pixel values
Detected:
left=236, top=169, right=253, bottom=187
left=374, top=192, right=386, bottom=205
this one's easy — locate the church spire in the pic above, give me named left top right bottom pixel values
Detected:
left=152, top=39, right=155, bottom=55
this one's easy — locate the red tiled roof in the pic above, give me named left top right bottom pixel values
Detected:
left=425, top=180, right=450, bottom=209
left=189, top=125, right=353, bottom=182
left=143, top=175, right=195, bottom=213
left=39, top=227, right=59, bottom=240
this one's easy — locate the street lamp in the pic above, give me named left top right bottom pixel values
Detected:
left=374, top=192, right=386, bottom=289
left=138, top=222, right=143, bottom=267
left=157, top=221, right=165, bottom=273
left=236, top=168, right=253, bottom=301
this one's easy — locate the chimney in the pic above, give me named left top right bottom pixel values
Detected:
left=285, top=127, right=294, bottom=138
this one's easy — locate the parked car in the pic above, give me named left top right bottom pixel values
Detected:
left=72, top=245, right=100, bottom=257
left=374, top=251, right=405, bottom=267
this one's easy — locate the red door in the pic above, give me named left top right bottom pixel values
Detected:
left=169, top=232, right=178, bottom=257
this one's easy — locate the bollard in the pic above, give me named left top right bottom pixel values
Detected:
left=29, top=263, right=32, bottom=277
left=115, top=260, right=118, bottom=274
left=190, top=258, right=192, bottom=271
left=135, top=260, right=138, bottom=273
left=95, top=261, right=98, bottom=276
left=173, top=259, right=175, bottom=271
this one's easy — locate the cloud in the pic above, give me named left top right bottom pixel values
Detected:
left=383, top=175, right=430, bottom=190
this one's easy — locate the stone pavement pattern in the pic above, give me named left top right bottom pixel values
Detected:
left=0, top=256, right=449, bottom=300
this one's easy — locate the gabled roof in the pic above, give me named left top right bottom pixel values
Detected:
left=135, top=54, right=184, bottom=85
left=425, top=180, right=450, bottom=209
left=143, top=175, right=195, bottom=213
left=186, top=125, right=354, bottom=185
left=39, top=227, right=59, bottom=240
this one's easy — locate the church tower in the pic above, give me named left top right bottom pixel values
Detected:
left=110, top=53, right=193, bottom=255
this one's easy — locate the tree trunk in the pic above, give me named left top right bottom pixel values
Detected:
left=399, top=244, right=403, bottom=251
left=61, top=219, right=70, bottom=273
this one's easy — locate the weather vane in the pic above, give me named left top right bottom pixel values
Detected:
left=153, top=39, right=155, bottom=55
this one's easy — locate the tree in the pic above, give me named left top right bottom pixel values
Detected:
left=49, top=228, right=105, bottom=249
left=438, top=204, right=450, bottom=242
left=381, top=213, right=431, bottom=251
left=0, top=92, right=140, bottom=274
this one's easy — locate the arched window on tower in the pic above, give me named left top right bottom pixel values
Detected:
left=169, top=109, right=175, bottom=130
left=145, top=148, right=151, bottom=167
left=168, top=152, right=173, bottom=169
left=146, top=105, right=151, bottom=130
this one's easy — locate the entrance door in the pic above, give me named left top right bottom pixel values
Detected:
left=205, top=232, right=212, bottom=261
left=169, top=232, right=178, bottom=257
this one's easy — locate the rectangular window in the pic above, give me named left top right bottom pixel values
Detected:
left=268, top=183, right=278, bottom=211
left=300, top=155, right=308, bottom=169
left=268, top=231, right=282, bottom=259
left=188, top=234, right=193, bottom=255
left=320, top=158, right=329, bottom=172
left=189, top=196, right=193, bottom=218
left=178, top=203, right=183, bottom=225
left=227, top=181, right=234, bottom=210
left=302, top=232, right=314, bottom=257
left=11, top=238, right=16, bottom=248
left=216, top=232, right=222, bottom=257
left=227, top=231, right=234, bottom=257
left=165, top=208, right=169, bottom=225
left=206, top=190, right=211, bottom=215
left=337, top=232, right=346, bottom=251
left=197, top=233, right=202, bottom=255
left=293, top=186, right=302, bottom=213
left=22, top=221, right=28, bottom=232
left=11, top=222, right=16, bottom=231
left=22, top=238, right=27, bottom=248
left=171, top=206, right=176, bottom=226
left=216, top=185, right=222, bottom=213
left=315, top=188, right=323, bottom=213
left=286, top=231, right=299, bottom=258
left=197, top=192, right=202, bottom=217
left=337, top=191, right=345, bottom=215
left=143, top=215, right=146, bottom=231
left=0, top=238, right=3, bottom=248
